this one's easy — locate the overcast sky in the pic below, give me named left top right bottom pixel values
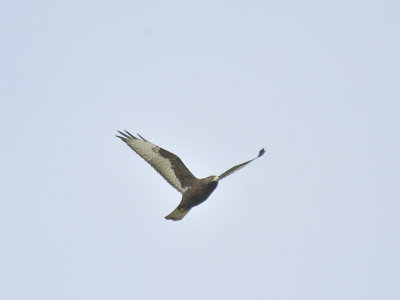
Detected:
left=1, top=0, right=399, bottom=299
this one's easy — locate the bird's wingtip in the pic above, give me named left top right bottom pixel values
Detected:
left=137, top=133, right=148, bottom=142
left=116, top=130, right=139, bottom=140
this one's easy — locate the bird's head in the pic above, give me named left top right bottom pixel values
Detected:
left=204, top=175, right=219, bottom=186
left=205, top=175, right=219, bottom=191
left=211, top=175, right=219, bottom=182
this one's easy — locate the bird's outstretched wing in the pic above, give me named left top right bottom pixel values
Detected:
left=117, top=130, right=197, bottom=194
left=218, top=148, right=265, bottom=180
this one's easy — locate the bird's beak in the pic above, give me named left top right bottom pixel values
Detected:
left=212, top=176, right=219, bottom=182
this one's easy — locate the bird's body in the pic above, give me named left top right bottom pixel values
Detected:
left=166, top=176, right=219, bottom=220
left=117, top=130, right=265, bottom=221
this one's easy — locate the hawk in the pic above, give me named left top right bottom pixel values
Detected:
left=117, top=130, right=265, bottom=221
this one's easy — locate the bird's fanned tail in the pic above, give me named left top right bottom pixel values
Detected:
left=165, top=207, right=190, bottom=221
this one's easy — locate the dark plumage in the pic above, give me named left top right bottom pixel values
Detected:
left=117, top=130, right=265, bottom=221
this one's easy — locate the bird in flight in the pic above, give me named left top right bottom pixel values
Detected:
left=117, top=130, right=265, bottom=221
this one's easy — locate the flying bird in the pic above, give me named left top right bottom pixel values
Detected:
left=117, top=130, right=265, bottom=221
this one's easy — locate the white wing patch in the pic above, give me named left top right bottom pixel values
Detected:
left=118, top=132, right=196, bottom=194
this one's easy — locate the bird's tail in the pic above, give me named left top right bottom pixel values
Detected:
left=165, top=207, right=190, bottom=221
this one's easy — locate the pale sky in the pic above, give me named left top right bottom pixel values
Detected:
left=1, top=1, right=399, bottom=299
